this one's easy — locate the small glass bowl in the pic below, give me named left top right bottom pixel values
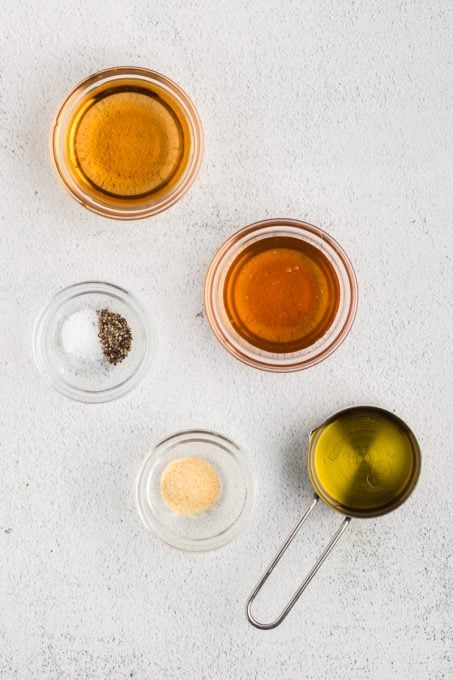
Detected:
left=33, top=281, right=152, bottom=403
left=136, top=429, right=256, bottom=552
left=52, top=66, right=204, bottom=220
left=204, top=218, right=358, bottom=372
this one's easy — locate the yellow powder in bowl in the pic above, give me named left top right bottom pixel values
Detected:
left=160, top=457, right=221, bottom=516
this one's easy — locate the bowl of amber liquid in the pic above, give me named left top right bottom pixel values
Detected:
left=205, top=218, right=358, bottom=371
left=52, top=67, right=203, bottom=219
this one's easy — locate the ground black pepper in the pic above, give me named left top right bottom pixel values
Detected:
left=97, top=308, right=132, bottom=365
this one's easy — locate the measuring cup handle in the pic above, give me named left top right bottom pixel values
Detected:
left=246, top=495, right=351, bottom=630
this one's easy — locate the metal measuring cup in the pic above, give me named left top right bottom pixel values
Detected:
left=246, top=406, right=421, bottom=629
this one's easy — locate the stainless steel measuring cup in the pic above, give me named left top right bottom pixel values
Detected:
left=246, top=406, right=421, bottom=629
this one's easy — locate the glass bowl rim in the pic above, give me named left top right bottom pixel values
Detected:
left=204, top=217, right=358, bottom=372
left=51, top=65, right=204, bottom=220
left=135, top=428, right=256, bottom=552
left=33, top=280, right=153, bottom=403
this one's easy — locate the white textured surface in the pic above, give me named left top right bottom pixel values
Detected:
left=1, top=1, right=452, bottom=678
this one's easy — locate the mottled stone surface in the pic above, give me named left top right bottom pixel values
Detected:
left=0, top=1, right=452, bottom=678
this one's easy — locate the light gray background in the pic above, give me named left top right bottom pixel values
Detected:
left=1, top=1, right=452, bottom=678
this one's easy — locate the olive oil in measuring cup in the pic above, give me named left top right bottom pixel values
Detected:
left=247, top=406, right=421, bottom=629
left=309, top=406, right=420, bottom=517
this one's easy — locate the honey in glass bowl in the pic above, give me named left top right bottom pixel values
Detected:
left=223, top=236, right=340, bottom=354
left=204, top=219, right=358, bottom=372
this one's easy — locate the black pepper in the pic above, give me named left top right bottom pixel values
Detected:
left=97, top=308, right=132, bottom=365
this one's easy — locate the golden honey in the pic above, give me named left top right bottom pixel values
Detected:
left=223, top=236, right=340, bottom=353
left=63, top=78, right=191, bottom=206
left=309, top=407, right=421, bottom=517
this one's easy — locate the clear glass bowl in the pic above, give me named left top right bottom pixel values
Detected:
left=52, top=66, right=204, bottom=220
left=33, top=281, right=153, bottom=402
left=204, top=218, right=358, bottom=372
left=136, top=429, right=256, bottom=552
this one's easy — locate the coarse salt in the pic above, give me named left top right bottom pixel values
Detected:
left=61, top=308, right=103, bottom=362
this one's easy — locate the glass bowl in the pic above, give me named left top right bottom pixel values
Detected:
left=33, top=281, right=153, bottom=403
left=52, top=66, right=204, bottom=220
left=204, top=218, right=358, bottom=372
left=136, top=429, right=256, bottom=552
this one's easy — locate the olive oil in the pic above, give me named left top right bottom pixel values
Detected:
left=63, top=79, right=190, bottom=206
left=223, top=236, right=340, bottom=353
left=309, top=407, right=421, bottom=517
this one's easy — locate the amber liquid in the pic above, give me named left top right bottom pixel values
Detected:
left=64, top=79, right=190, bottom=206
left=223, top=236, right=340, bottom=353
